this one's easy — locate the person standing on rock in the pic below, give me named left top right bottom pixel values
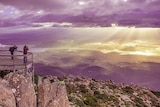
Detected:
left=23, top=45, right=29, bottom=63
left=9, top=45, right=17, bottom=59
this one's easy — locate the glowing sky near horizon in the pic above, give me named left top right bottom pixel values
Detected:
left=0, top=26, right=160, bottom=58
left=0, top=0, right=160, bottom=57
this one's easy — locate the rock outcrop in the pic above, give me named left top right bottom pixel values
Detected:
left=38, top=77, right=69, bottom=107
left=0, top=72, right=70, bottom=107
left=0, top=79, right=16, bottom=107
left=4, top=72, right=36, bottom=107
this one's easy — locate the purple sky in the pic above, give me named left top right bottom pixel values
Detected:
left=0, top=0, right=160, bottom=27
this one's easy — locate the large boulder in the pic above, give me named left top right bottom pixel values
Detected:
left=38, top=78, right=70, bottom=107
left=0, top=72, right=70, bottom=107
left=0, top=78, right=16, bottom=107
left=4, top=72, right=36, bottom=107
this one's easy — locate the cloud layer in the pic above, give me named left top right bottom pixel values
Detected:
left=0, top=0, right=160, bottom=27
left=0, top=0, right=65, bottom=10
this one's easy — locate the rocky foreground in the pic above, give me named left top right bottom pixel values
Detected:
left=0, top=71, right=69, bottom=107
left=62, top=76, right=160, bottom=107
left=0, top=71, right=160, bottom=107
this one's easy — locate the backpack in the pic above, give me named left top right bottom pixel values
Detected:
left=9, top=47, right=14, bottom=52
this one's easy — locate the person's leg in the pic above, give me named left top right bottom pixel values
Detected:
left=24, top=56, right=27, bottom=63
left=11, top=52, right=13, bottom=59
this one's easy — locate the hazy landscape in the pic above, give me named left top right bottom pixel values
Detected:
left=0, top=27, right=160, bottom=91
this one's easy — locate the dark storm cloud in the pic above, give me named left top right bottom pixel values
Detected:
left=0, top=0, right=65, bottom=10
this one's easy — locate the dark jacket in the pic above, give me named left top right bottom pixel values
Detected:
left=23, top=45, right=29, bottom=54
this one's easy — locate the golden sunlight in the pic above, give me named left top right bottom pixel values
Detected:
left=52, top=27, right=160, bottom=58
left=128, top=51, right=157, bottom=56
left=79, top=40, right=160, bottom=57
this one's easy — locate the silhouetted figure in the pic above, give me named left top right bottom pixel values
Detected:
left=9, top=45, right=17, bottom=59
left=23, top=45, right=29, bottom=63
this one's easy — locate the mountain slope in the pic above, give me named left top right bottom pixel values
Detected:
left=58, top=76, right=160, bottom=107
